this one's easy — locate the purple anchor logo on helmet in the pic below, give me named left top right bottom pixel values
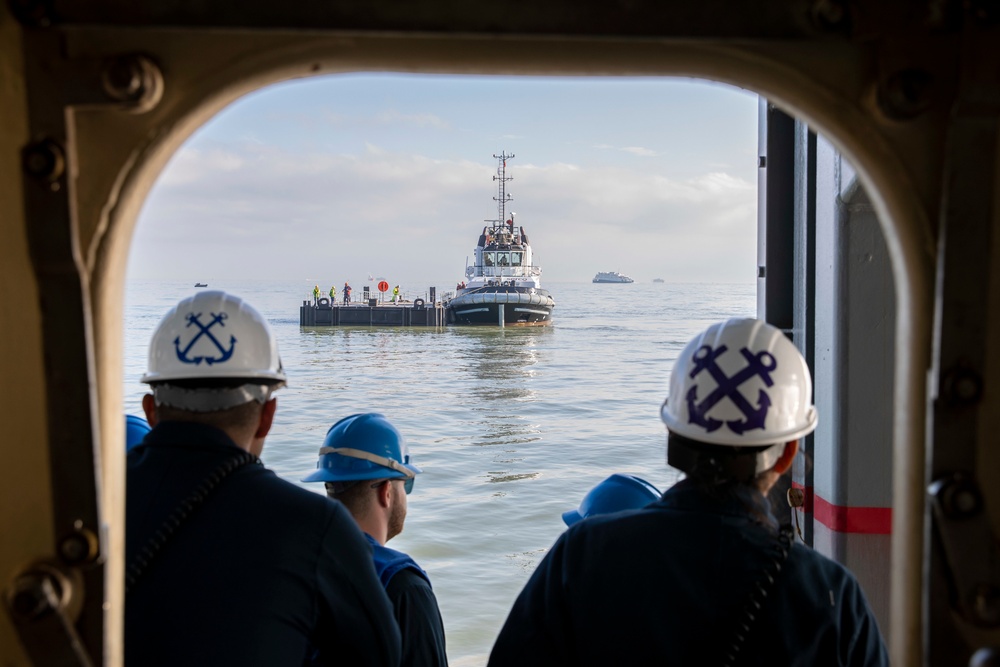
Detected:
left=685, top=344, right=777, bottom=435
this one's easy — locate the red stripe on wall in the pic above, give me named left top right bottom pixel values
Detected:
left=790, top=481, right=892, bottom=535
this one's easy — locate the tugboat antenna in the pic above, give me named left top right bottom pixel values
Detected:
left=492, top=152, right=514, bottom=228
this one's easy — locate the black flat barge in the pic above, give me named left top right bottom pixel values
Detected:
left=300, top=299, right=445, bottom=327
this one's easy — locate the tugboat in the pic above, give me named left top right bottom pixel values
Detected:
left=445, top=153, right=555, bottom=326
left=592, top=271, right=634, bottom=283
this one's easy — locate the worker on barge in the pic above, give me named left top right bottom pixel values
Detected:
left=489, top=318, right=888, bottom=666
left=127, top=291, right=400, bottom=666
left=304, top=413, right=448, bottom=667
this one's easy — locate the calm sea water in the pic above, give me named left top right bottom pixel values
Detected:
left=124, top=279, right=755, bottom=666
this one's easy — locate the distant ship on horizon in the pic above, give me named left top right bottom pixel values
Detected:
left=593, top=271, right=634, bottom=284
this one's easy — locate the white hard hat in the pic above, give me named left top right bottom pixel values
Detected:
left=141, top=291, right=286, bottom=386
left=661, top=318, right=817, bottom=448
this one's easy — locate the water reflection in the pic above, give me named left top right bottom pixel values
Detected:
left=297, top=326, right=443, bottom=373
left=487, top=472, right=540, bottom=484
left=504, top=548, right=547, bottom=573
left=451, top=327, right=543, bottom=401
left=446, top=327, right=550, bottom=485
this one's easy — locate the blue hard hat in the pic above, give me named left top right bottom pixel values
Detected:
left=562, top=474, right=662, bottom=526
left=125, top=414, right=151, bottom=452
left=302, top=413, right=422, bottom=483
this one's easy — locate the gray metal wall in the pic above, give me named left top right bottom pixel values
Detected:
left=759, top=107, right=895, bottom=634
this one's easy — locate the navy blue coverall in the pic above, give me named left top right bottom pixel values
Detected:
left=126, top=422, right=401, bottom=666
left=369, top=535, right=449, bottom=667
left=488, top=480, right=888, bottom=666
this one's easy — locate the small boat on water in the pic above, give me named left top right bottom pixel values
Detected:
left=194, top=282, right=208, bottom=287
left=593, top=271, right=634, bottom=283
left=653, top=278, right=665, bottom=283
left=445, top=153, right=555, bottom=326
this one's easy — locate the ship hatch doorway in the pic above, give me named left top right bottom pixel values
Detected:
left=8, top=7, right=984, bottom=665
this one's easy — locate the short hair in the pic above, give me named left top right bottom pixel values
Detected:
left=325, top=480, right=377, bottom=518
left=667, top=431, right=774, bottom=483
left=667, top=431, right=780, bottom=532
left=154, top=399, right=263, bottom=433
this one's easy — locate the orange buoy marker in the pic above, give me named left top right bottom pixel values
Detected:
left=377, top=281, right=389, bottom=292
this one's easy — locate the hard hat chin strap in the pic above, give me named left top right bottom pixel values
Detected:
left=319, top=447, right=415, bottom=478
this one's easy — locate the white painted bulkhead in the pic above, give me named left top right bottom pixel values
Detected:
left=759, top=112, right=895, bottom=634
left=810, top=136, right=895, bottom=628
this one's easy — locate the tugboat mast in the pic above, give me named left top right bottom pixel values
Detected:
left=491, top=152, right=514, bottom=228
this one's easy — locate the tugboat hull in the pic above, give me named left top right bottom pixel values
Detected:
left=446, top=289, right=554, bottom=326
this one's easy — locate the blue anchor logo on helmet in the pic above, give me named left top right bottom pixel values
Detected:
left=685, top=344, right=777, bottom=435
left=174, top=311, right=237, bottom=365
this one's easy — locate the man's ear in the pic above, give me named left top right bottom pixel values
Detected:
left=773, top=439, right=799, bottom=474
left=254, top=398, right=277, bottom=439
left=376, top=480, right=394, bottom=509
left=142, top=394, right=158, bottom=427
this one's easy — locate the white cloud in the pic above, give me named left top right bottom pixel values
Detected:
left=158, top=147, right=246, bottom=186
left=621, top=146, right=657, bottom=157
left=133, top=145, right=756, bottom=284
left=128, top=75, right=762, bottom=284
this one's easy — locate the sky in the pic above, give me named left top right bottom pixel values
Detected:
left=128, top=74, right=761, bottom=286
